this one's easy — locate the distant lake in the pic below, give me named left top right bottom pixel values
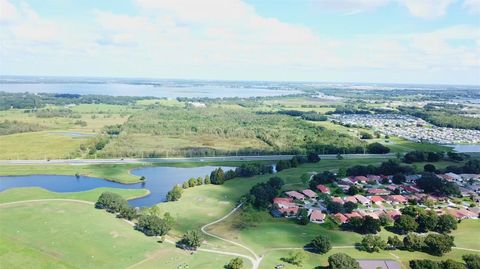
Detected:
left=0, top=83, right=300, bottom=98
left=0, top=166, right=234, bottom=207
left=445, top=144, right=480, bottom=153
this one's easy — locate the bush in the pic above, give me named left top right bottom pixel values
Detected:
left=95, top=192, right=128, bottom=213
left=179, top=230, right=203, bottom=250
left=463, top=254, right=480, bottom=269
left=328, top=253, right=360, bottom=269
left=366, top=142, right=390, bottom=154
left=309, top=234, right=332, bottom=254
left=166, top=185, right=183, bottom=201
left=225, top=257, right=244, bottom=269
left=360, top=235, right=386, bottom=252
left=136, top=215, right=171, bottom=236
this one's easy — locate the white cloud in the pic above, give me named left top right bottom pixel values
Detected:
left=463, top=0, right=480, bottom=14
left=312, top=0, right=389, bottom=13
left=0, top=0, right=18, bottom=23
left=397, top=0, right=457, bottom=19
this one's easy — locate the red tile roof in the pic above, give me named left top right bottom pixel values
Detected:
left=331, top=196, right=345, bottom=204
left=285, top=191, right=305, bottom=200
left=344, top=196, right=358, bottom=203
left=310, top=209, right=325, bottom=222
left=370, top=196, right=385, bottom=203
left=334, top=213, right=348, bottom=223
left=273, top=197, right=293, bottom=204
left=388, top=195, right=408, bottom=203
left=316, top=184, right=330, bottom=193
left=368, top=188, right=390, bottom=195
left=278, top=206, right=299, bottom=215
left=302, top=189, right=318, bottom=198
left=354, top=194, right=370, bottom=204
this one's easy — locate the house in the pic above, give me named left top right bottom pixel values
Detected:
left=285, top=191, right=305, bottom=200
left=367, top=188, right=390, bottom=196
left=316, top=184, right=331, bottom=194
left=459, top=187, right=473, bottom=197
left=345, top=211, right=362, bottom=220
left=302, top=189, right=318, bottom=199
left=354, top=194, right=371, bottom=205
left=276, top=206, right=299, bottom=218
left=334, top=213, right=348, bottom=224
left=370, top=196, right=385, bottom=205
left=367, top=175, right=382, bottom=182
left=386, top=185, right=398, bottom=192
left=344, top=196, right=358, bottom=204
left=445, top=172, right=463, bottom=182
left=340, top=178, right=355, bottom=185
left=363, top=211, right=380, bottom=219
left=401, top=185, right=421, bottom=194
left=350, top=176, right=368, bottom=184
left=384, top=209, right=401, bottom=219
left=310, top=209, right=326, bottom=223
left=273, top=197, right=293, bottom=205
left=331, top=196, right=345, bottom=205
left=405, top=174, right=421, bottom=183
left=446, top=208, right=477, bottom=220
left=460, top=174, right=480, bottom=181
left=386, top=195, right=408, bottom=205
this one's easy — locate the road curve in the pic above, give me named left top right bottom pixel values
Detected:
left=0, top=153, right=396, bottom=165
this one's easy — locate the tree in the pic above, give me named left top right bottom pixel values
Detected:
left=196, top=176, right=203, bottom=185
left=417, top=173, right=460, bottom=196
left=118, top=205, right=137, bottom=220
left=362, top=216, right=382, bottom=234
left=188, top=177, right=197, bottom=187
left=409, top=260, right=442, bottom=269
left=180, top=230, right=203, bottom=250
left=423, top=233, right=455, bottom=256
left=210, top=168, right=225, bottom=185
left=309, top=234, right=331, bottom=254
left=463, top=254, right=480, bottom=269
left=276, top=160, right=291, bottom=172
left=307, top=152, right=320, bottom=163
left=360, top=131, right=373, bottom=139
left=379, top=214, right=392, bottom=227
left=327, top=202, right=344, bottom=214
left=387, top=236, right=403, bottom=250
left=392, top=173, right=406, bottom=184
left=436, top=214, right=457, bottom=234
left=400, top=206, right=422, bottom=217
left=281, top=251, right=306, bottom=266
left=360, top=235, right=387, bottom=252
left=337, top=167, right=347, bottom=178
left=225, top=257, right=244, bottom=269
left=166, top=185, right=183, bottom=201
left=403, top=233, right=425, bottom=252
left=424, top=164, right=437, bottom=173
left=343, top=201, right=358, bottom=213
left=442, top=259, right=467, bottom=269
left=95, top=192, right=129, bottom=213
left=136, top=215, right=171, bottom=236
left=328, top=253, right=360, bottom=269
left=417, top=211, right=439, bottom=232
left=297, top=208, right=309, bottom=225
left=394, top=215, right=419, bottom=234
left=182, top=181, right=189, bottom=189
left=366, top=142, right=390, bottom=154
left=204, top=175, right=211, bottom=184
left=347, top=185, right=360, bottom=195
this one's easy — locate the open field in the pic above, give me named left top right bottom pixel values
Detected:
left=0, top=131, right=88, bottom=160
left=0, top=200, right=235, bottom=269
left=0, top=187, right=149, bottom=203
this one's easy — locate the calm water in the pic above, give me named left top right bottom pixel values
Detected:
left=0, top=166, right=234, bottom=207
left=445, top=144, right=480, bottom=153
left=0, top=83, right=299, bottom=98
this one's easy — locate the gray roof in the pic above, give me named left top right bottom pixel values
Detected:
left=357, top=259, right=401, bottom=269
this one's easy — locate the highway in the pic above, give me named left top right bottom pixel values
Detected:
left=0, top=153, right=397, bottom=165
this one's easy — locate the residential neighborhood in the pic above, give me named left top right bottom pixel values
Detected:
left=272, top=171, right=480, bottom=225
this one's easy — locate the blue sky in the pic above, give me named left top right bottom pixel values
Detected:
left=1, top=0, right=479, bottom=85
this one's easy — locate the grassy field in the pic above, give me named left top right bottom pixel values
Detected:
left=0, top=200, right=234, bottom=269
left=0, top=187, right=149, bottom=203
left=0, top=164, right=145, bottom=183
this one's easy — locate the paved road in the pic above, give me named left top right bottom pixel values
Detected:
left=0, top=153, right=396, bottom=165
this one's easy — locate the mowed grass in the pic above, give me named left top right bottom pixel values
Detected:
left=0, top=201, right=233, bottom=269
left=0, top=164, right=146, bottom=183
left=0, top=131, right=88, bottom=160
left=259, top=248, right=478, bottom=269
left=0, top=187, right=149, bottom=203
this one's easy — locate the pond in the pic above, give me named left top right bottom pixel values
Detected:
left=444, top=144, right=480, bottom=153
left=0, top=166, right=234, bottom=207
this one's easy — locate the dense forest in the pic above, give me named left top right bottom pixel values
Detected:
left=97, top=105, right=368, bottom=157
left=0, top=92, right=155, bottom=110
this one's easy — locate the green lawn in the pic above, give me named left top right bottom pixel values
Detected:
left=0, top=187, right=149, bottom=203
left=0, top=200, right=233, bottom=269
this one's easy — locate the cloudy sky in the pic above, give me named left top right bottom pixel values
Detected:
left=1, top=0, right=479, bottom=85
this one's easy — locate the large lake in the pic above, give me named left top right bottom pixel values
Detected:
left=0, top=83, right=300, bottom=98
left=445, top=144, right=480, bottom=153
left=0, top=166, right=234, bottom=207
